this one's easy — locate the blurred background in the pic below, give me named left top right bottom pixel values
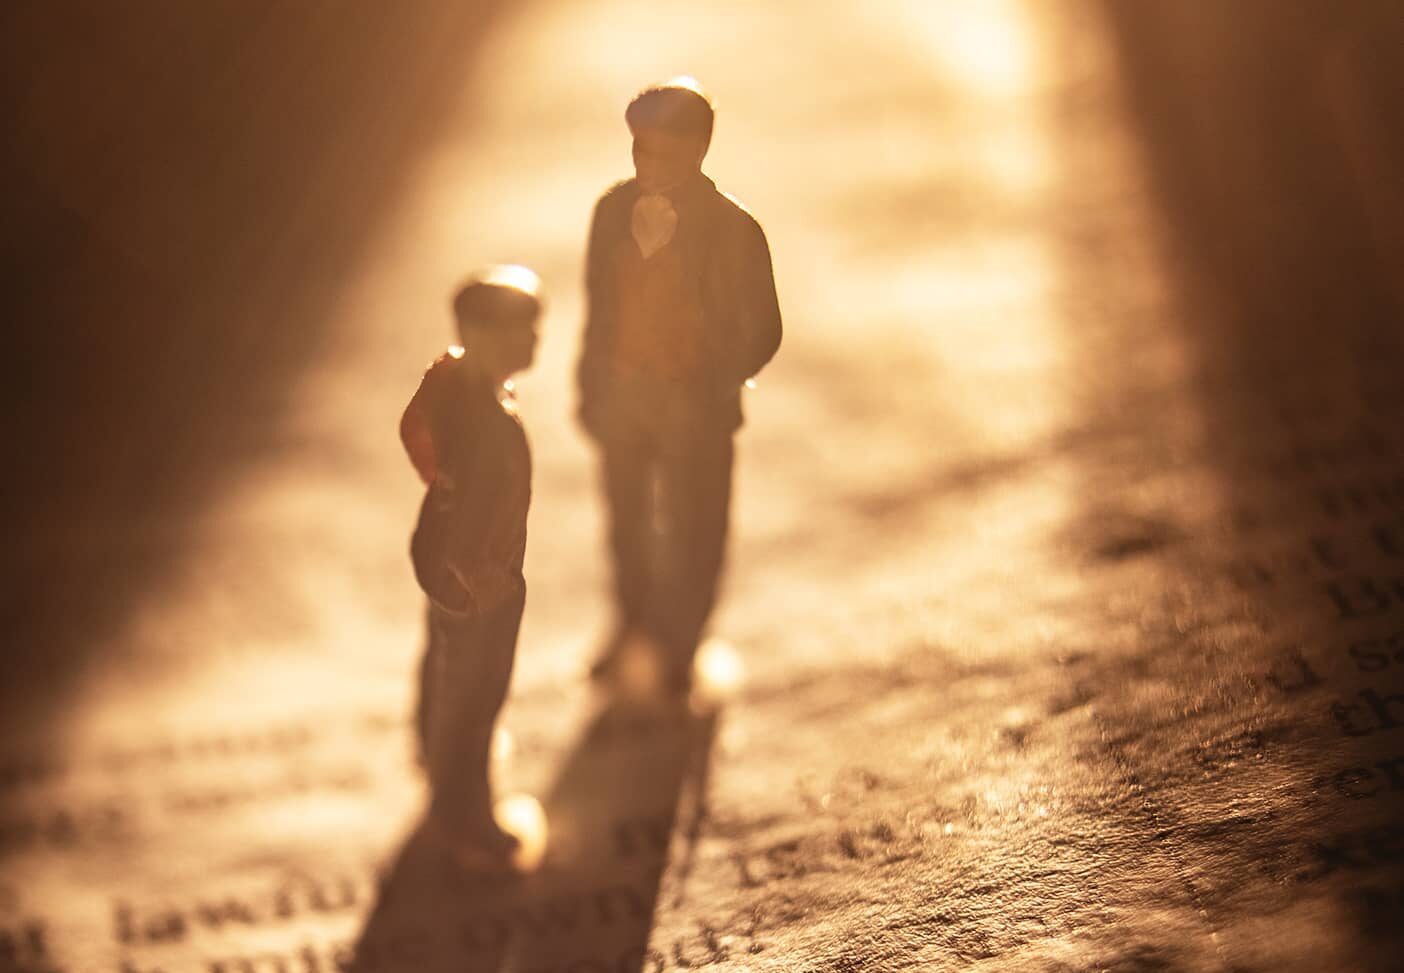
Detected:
left=2, top=1, right=1403, bottom=969
left=3, top=2, right=503, bottom=720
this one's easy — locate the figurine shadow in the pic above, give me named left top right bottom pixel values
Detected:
left=350, top=694, right=718, bottom=973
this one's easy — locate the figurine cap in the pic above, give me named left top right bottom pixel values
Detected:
left=626, top=77, right=714, bottom=147
left=452, top=264, right=544, bottom=329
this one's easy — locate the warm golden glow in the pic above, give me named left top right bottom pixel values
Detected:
left=494, top=792, right=548, bottom=871
left=479, top=262, right=542, bottom=297
left=491, top=726, right=515, bottom=765
left=662, top=74, right=708, bottom=99
left=693, top=638, right=745, bottom=702
left=18, top=0, right=1387, bottom=964
left=924, top=0, right=1039, bottom=97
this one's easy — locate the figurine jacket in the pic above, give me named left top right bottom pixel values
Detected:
left=401, top=350, right=531, bottom=616
left=578, top=174, right=782, bottom=436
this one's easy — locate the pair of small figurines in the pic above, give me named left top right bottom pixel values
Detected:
left=400, top=77, right=782, bottom=872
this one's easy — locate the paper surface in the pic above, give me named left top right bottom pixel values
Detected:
left=5, top=1, right=1401, bottom=971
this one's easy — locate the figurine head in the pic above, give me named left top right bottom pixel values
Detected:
left=626, top=77, right=714, bottom=193
left=451, top=265, right=543, bottom=382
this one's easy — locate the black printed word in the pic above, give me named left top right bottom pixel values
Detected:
left=0, top=918, right=55, bottom=973
left=113, top=876, right=362, bottom=947
left=1297, top=824, right=1404, bottom=881
left=1345, top=629, right=1404, bottom=672
left=1331, top=689, right=1404, bottom=738
left=0, top=801, right=128, bottom=856
left=1326, top=577, right=1404, bottom=621
left=1326, top=754, right=1404, bottom=799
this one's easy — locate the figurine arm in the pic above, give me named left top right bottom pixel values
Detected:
left=576, top=194, right=616, bottom=436
left=400, top=386, right=437, bottom=485
left=447, top=429, right=512, bottom=611
left=734, top=215, right=783, bottom=382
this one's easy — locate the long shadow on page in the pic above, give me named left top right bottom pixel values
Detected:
left=509, top=698, right=718, bottom=971
left=352, top=697, right=718, bottom=972
left=350, top=824, right=513, bottom=973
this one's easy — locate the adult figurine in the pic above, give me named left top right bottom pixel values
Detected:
left=578, top=77, right=782, bottom=695
left=400, top=265, right=542, bottom=871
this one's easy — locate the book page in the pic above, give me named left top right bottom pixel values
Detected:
left=5, top=2, right=1401, bottom=971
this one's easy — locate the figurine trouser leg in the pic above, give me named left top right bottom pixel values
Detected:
left=602, top=437, right=656, bottom=633
left=414, top=602, right=435, bottom=763
left=421, top=586, right=524, bottom=836
left=600, top=428, right=733, bottom=683
left=656, top=432, right=733, bottom=676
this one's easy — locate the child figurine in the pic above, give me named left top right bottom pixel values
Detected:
left=400, top=265, right=542, bottom=871
left=577, top=77, right=782, bottom=694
